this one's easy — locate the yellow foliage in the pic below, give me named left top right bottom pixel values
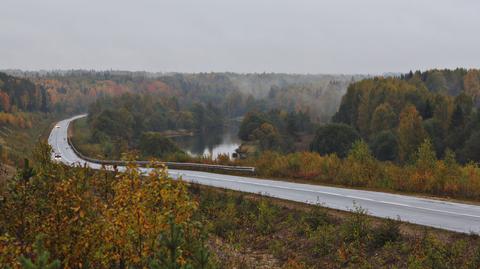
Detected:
left=245, top=145, right=480, bottom=200
left=0, top=146, right=198, bottom=268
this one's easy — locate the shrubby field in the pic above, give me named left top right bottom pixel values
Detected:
left=1, top=143, right=480, bottom=268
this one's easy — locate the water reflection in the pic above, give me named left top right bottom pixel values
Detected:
left=171, top=125, right=241, bottom=159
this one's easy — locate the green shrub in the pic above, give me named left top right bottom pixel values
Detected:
left=371, top=218, right=401, bottom=248
left=213, top=200, right=238, bottom=238
left=340, top=205, right=371, bottom=243
left=268, top=239, right=286, bottom=259
left=256, top=200, right=277, bottom=235
left=407, top=234, right=448, bottom=269
left=309, top=224, right=337, bottom=257
left=302, top=205, right=329, bottom=231
left=469, top=245, right=480, bottom=269
left=446, top=239, right=468, bottom=269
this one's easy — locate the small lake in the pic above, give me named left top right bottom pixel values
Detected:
left=171, top=125, right=241, bottom=159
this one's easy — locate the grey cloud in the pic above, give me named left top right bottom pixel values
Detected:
left=1, top=0, right=479, bottom=74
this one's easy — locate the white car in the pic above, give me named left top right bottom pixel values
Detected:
left=55, top=125, right=60, bottom=128
left=54, top=154, right=62, bottom=161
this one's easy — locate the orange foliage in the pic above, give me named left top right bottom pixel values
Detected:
left=0, top=91, right=10, bottom=112
left=0, top=113, right=31, bottom=128
left=242, top=145, right=480, bottom=200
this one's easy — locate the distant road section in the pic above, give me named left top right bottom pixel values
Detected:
left=49, top=115, right=480, bottom=234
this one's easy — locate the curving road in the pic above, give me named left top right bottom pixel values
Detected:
left=48, top=115, right=480, bottom=234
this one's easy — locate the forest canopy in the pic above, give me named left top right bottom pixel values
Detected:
left=327, top=69, right=480, bottom=163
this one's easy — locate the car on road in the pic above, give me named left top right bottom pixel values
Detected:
left=55, top=125, right=60, bottom=128
left=54, top=154, right=62, bottom=161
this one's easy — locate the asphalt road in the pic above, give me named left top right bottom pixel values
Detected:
left=48, top=115, right=480, bottom=234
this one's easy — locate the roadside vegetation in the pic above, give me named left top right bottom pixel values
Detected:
left=197, top=187, right=480, bottom=268
left=0, top=143, right=212, bottom=268
left=1, top=143, right=480, bottom=268
left=242, top=139, right=480, bottom=201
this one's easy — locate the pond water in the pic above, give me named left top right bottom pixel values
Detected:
left=171, top=125, right=241, bottom=159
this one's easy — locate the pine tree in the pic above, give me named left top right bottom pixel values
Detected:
left=423, top=99, right=433, bottom=120
left=449, top=104, right=464, bottom=130
left=191, top=229, right=212, bottom=269
left=18, top=159, right=35, bottom=182
left=150, top=217, right=191, bottom=269
left=19, top=235, right=61, bottom=269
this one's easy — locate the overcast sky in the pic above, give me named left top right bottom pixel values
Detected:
left=1, top=0, right=479, bottom=74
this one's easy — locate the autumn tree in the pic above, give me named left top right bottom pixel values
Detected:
left=397, top=105, right=427, bottom=163
left=0, top=91, right=10, bottom=112
left=370, top=103, right=397, bottom=134
left=0, top=143, right=207, bottom=268
left=251, top=123, right=282, bottom=151
left=239, top=112, right=269, bottom=141
left=100, top=156, right=198, bottom=268
left=356, top=91, right=374, bottom=137
left=425, top=70, right=448, bottom=93
left=343, top=140, right=381, bottom=187
left=464, top=69, right=480, bottom=106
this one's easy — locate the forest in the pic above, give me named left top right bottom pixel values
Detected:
left=3, top=69, right=480, bottom=267
left=62, top=69, right=480, bottom=201
left=331, top=69, right=480, bottom=163
left=19, top=70, right=352, bottom=160
left=6, top=70, right=360, bottom=121
left=86, top=93, right=224, bottom=159
left=0, top=70, right=357, bottom=164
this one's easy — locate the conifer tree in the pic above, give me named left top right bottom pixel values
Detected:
left=19, top=235, right=60, bottom=269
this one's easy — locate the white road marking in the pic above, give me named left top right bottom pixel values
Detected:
left=171, top=172, right=480, bottom=219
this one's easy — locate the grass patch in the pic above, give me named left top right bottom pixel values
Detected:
left=0, top=113, right=58, bottom=164
left=195, top=186, right=480, bottom=268
left=0, top=112, right=60, bottom=189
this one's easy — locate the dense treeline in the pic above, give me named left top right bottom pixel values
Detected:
left=0, top=70, right=359, bottom=161
left=326, top=69, right=480, bottom=163
left=0, top=71, right=118, bottom=115
left=402, top=68, right=480, bottom=99
left=0, top=72, right=47, bottom=113
left=7, top=70, right=362, bottom=122
left=0, top=73, right=41, bottom=131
